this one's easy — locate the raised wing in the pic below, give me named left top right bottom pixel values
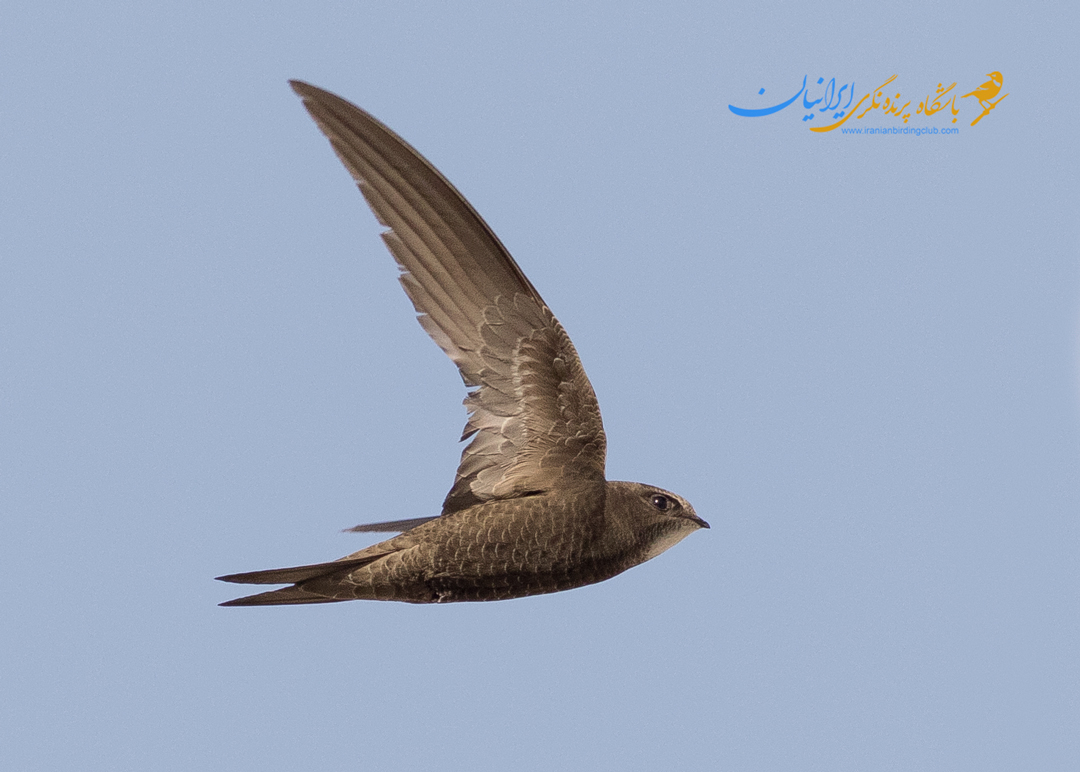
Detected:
left=291, top=81, right=607, bottom=513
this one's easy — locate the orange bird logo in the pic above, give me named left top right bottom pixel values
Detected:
left=962, top=71, right=1008, bottom=126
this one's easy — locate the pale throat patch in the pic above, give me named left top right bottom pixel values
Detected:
left=641, top=524, right=696, bottom=562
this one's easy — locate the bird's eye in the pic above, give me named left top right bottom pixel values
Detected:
left=650, top=494, right=673, bottom=512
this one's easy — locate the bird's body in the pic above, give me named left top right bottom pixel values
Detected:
left=217, top=82, right=707, bottom=606
left=962, top=71, right=1003, bottom=109
left=222, top=482, right=698, bottom=605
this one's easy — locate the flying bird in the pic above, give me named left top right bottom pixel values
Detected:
left=217, top=81, right=708, bottom=606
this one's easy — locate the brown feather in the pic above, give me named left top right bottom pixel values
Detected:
left=290, top=81, right=607, bottom=515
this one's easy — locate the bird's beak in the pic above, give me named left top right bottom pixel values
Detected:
left=690, top=514, right=710, bottom=529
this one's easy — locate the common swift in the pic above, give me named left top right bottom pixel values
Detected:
left=217, top=82, right=708, bottom=605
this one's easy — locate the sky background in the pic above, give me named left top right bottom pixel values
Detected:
left=3, top=2, right=1078, bottom=770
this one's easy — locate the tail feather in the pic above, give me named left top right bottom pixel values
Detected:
left=217, top=531, right=411, bottom=606
left=215, top=554, right=383, bottom=586
left=219, top=585, right=349, bottom=607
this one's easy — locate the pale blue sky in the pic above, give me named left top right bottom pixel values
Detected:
left=3, top=3, right=1078, bottom=770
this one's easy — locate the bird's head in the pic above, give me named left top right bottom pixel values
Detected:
left=988, top=71, right=1003, bottom=85
left=606, top=481, right=709, bottom=561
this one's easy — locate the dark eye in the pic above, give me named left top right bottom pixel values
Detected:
left=650, top=494, right=673, bottom=512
